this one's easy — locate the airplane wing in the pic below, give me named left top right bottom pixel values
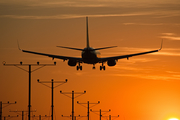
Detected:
left=21, top=49, right=83, bottom=61
left=99, top=40, right=163, bottom=62
left=99, top=49, right=160, bottom=62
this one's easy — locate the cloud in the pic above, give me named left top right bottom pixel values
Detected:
left=123, top=23, right=164, bottom=26
left=113, top=65, right=151, bottom=71
left=161, top=36, right=180, bottom=41
left=0, top=11, right=157, bottom=19
left=161, top=33, right=175, bottom=36
left=160, top=33, right=180, bottom=41
left=3, top=0, right=180, bottom=8
left=0, top=14, right=83, bottom=19
left=111, top=73, right=180, bottom=81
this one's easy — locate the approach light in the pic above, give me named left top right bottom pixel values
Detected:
left=2, top=61, right=6, bottom=65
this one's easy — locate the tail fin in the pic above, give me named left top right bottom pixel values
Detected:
left=86, top=17, right=90, bottom=48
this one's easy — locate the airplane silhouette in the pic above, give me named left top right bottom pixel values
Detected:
left=19, top=17, right=162, bottom=70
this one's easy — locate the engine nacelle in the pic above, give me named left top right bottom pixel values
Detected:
left=107, top=59, right=116, bottom=66
left=68, top=60, right=77, bottom=66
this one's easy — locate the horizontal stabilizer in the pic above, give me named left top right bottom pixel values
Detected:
left=56, top=46, right=84, bottom=51
left=93, top=46, right=117, bottom=50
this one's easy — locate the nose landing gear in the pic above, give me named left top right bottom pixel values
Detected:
left=77, top=62, right=82, bottom=70
left=92, top=64, right=95, bottom=69
left=100, top=63, right=105, bottom=70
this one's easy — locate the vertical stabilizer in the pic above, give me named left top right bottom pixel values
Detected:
left=86, top=17, right=90, bottom=48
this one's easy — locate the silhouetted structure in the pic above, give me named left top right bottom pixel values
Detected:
left=10, top=110, right=36, bottom=120
left=9, top=110, right=24, bottom=120
left=37, top=79, right=67, bottom=120
left=19, top=17, right=163, bottom=71
left=103, top=115, right=119, bottom=120
left=0, top=101, right=16, bottom=120
left=2, top=115, right=18, bottom=120
left=3, top=61, right=56, bottom=120
left=77, top=101, right=100, bottom=120
left=60, top=91, right=86, bottom=120
left=31, top=115, right=50, bottom=120
left=90, top=109, right=111, bottom=120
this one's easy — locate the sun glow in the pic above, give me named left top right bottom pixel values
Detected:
left=169, top=118, right=179, bottom=120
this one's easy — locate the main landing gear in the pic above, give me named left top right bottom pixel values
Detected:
left=77, top=63, right=82, bottom=70
left=92, top=64, right=95, bottom=69
left=100, top=63, right=105, bottom=70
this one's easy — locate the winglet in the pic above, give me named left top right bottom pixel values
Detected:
left=17, top=40, right=22, bottom=51
left=158, top=39, right=163, bottom=51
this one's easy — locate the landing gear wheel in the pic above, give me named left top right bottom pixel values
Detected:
left=93, top=65, right=96, bottom=69
left=77, top=66, right=82, bottom=70
left=100, top=66, right=105, bottom=70
left=100, top=66, right=102, bottom=70
left=80, top=66, right=82, bottom=70
left=103, top=66, right=105, bottom=70
left=77, top=66, right=79, bottom=70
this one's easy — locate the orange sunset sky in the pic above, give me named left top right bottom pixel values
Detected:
left=1, top=0, right=180, bottom=120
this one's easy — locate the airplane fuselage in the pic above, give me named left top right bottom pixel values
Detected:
left=81, top=47, right=100, bottom=64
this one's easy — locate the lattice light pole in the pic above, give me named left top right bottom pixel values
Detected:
left=9, top=110, right=24, bottom=120
left=9, top=110, right=36, bottom=120
left=3, top=61, right=56, bottom=120
left=60, top=91, right=86, bottom=120
left=1, top=115, right=18, bottom=120
left=90, top=109, right=111, bottom=120
left=31, top=115, right=50, bottom=120
left=62, top=115, right=87, bottom=120
left=37, top=79, right=68, bottom=120
left=107, top=115, right=119, bottom=120
left=0, top=101, right=17, bottom=120
left=77, top=101, right=100, bottom=120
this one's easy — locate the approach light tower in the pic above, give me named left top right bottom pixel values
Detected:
left=3, top=61, right=56, bottom=120
left=60, top=91, right=86, bottom=120
left=37, top=79, right=67, bottom=120
left=1, top=115, right=18, bottom=120
left=0, top=101, right=17, bottom=120
left=9, top=110, right=36, bottom=120
left=90, top=109, right=111, bottom=120
left=77, top=101, right=100, bottom=120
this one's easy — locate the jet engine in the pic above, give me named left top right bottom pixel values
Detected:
left=68, top=60, right=77, bottom=66
left=107, top=59, right=116, bottom=66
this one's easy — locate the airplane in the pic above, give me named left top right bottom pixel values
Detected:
left=19, top=17, right=162, bottom=70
